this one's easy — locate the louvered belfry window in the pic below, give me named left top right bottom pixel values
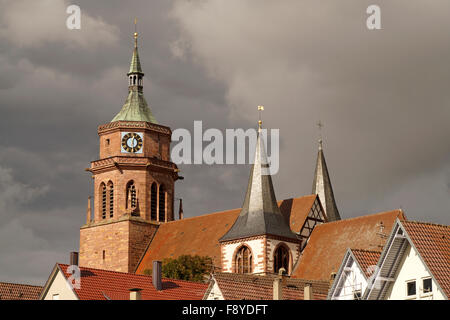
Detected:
left=235, top=246, right=252, bottom=274
left=101, top=183, right=107, bottom=219
left=158, top=184, right=166, bottom=222
left=127, top=181, right=137, bottom=209
left=274, top=245, right=289, bottom=273
left=151, top=183, right=157, bottom=220
left=108, top=182, right=114, bottom=218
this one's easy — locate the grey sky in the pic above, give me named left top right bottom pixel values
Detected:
left=0, top=0, right=448, bottom=285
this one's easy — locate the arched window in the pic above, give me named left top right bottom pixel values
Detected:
left=100, top=183, right=107, bottom=219
left=133, top=75, right=136, bottom=85
left=151, top=183, right=157, bottom=221
left=235, top=246, right=252, bottom=274
left=273, top=245, right=290, bottom=274
left=158, top=184, right=166, bottom=222
left=108, top=181, right=114, bottom=218
left=126, top=181, right=137, bottom=209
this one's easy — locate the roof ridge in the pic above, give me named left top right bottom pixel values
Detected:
left=57, top=263, right=205, bottom=285
left=403, top=220, right=450, bottom=229
left=322, top=209, right=403, bottom=226
left=0, top=281, right=43, bottom=288
left=351, top=248, right=382, bottom=254
left=170, top=194, right=317, bottom=223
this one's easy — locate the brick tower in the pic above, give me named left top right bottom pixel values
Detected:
left=79, top=28, right=180, bottom=273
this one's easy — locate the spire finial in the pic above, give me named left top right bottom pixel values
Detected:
left=317, top=120, right=324, bottom=148
left=257, top=105, right=264, bottom=130
left=134, top=18, right=138, bottom=48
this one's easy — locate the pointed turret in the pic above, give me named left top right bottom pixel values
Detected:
left=220, top=121, right=297, bottom=242
left=111, top=28, right=157, bottom=123
left=312, top=139, right=341, bottom=221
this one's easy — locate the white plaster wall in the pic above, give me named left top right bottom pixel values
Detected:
left=205, top=280, right=224, bottom=300
left=266, top=239, right=300, bottom=274
left=333, top=259, right=367, bottom=300
left=222, top=238, right=265, bottom=273
left=385, top=244, right=446, bottom=300
left=42, top=270, right=78, bottom=300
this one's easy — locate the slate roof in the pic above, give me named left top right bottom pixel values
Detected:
left=0, top=281, right=42, bottom=300
left=207, top=272, right=329, bottom=300
left=351, top=249, right=381, bottom=277
left=312, top=140, right=341, bottom=221
left=402, top=220, right=450, bottom=298
left=291, top=209, right=406, bottom=281
left=135, top=195, right=320, bottom=274
left=55, top=264, right=207, bottom=300
left=220, top=126, right=298, bottom=242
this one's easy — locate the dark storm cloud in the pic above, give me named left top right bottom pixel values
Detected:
left=0, top=0, right=448, bottom=285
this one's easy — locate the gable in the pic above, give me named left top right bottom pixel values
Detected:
left=135, top=195, right=318, bottom=273
left=41, top=267, right=78, bottom=300
left=291, top=209, right=406, bottom=281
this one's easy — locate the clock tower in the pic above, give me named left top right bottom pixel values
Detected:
left=79, top=29, right=180, bottom=273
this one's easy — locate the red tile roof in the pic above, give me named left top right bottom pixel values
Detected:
left=351, top=249, right=381, bottom=277
left=0, top=282, right=42, bottom=300
left=402, top=221, right=450, bottom=298
left=135, top=195, right=318, bottom=273
left=209, top=272, right=329, bottom=300
left=291, top=209, right=406, bottom=281
left=57, top=263, right=207, bottom=300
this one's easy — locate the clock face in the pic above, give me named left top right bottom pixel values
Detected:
left=121, top=132, right=143, bottom=153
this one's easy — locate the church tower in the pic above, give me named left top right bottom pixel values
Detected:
left=219, top=120, right=301, bottom=275
left=312, top=139, right=341, bottom=221
left=79, top=29, right=180, bottom=273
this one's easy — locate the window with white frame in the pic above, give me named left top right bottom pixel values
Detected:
left=52, top=294, right=60, bottom=300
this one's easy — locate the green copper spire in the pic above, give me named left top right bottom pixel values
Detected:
left=111, top=25, right=157, bottom=123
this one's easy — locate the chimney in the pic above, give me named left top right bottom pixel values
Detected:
left=129, top=288, right=142, bottom=300
left=329, top=272, right=337, bottom=286
left=86, top=196, right=91, bottom=224
left=70, top=252, right=79, bottom=266
left=304, top=284, right=313, bottom=300
left=152, top=261, right=162, bottom=291
left=273, top=268, right=286, bottom=300
left=178, top=198, right=184, bottom=220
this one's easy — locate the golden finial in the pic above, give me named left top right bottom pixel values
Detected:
left=133, top=18, right=138, bottom=47
left=257, top=105, right=264, bottom=129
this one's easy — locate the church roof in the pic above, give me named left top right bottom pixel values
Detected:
left=111, top=90, right=157, bottom=123
left=219, top=126, right=298, bottom=242
left=291, top=209, right=407, bottom=281
left=111, top=32, right=157, bottom=123
left=312, top=140, right=341, bottom=221
left=47, top=264, right=207, bottom=300
left=207, top=272, right=330, bottom=300
left=135, top=195, right=319, bottom=274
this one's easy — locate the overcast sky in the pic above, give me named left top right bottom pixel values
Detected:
left=0, top=0, right=449, bottom=285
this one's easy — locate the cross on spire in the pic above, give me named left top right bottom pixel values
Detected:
left=317, top=120, right=324, bottom=149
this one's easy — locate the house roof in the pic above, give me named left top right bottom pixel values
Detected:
left=56, top=263, right=207, bottom=300
left=291, top=209, right=406, bottom=281
left=220, top=126, right=298, bottom=242
left=402, top=220, right=450, bottom=298
left=0, top=281, right=42, bottom=300
left=135, top=195, right=319, bottom=274
left=207, top=272, right=330, bottom=300
left=351, top=249, right=381, bottom=278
